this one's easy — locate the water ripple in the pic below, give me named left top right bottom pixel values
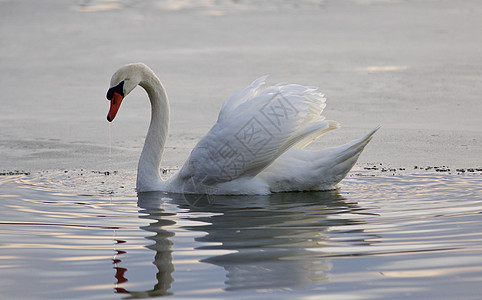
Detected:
left=0, top=171, right=481, bottom=298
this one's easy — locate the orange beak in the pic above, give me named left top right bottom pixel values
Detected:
left=107, top=92, right=123, bottom=122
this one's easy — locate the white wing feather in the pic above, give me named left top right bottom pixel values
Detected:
left=178, top=77, right=338, bottom=188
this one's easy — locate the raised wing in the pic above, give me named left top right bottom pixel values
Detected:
left=178, top=77, right=339, bottom=190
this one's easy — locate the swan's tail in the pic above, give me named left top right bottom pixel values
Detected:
left=263, top=126, right=380, bottom=192
left=311, top=126, right=380, bottom=188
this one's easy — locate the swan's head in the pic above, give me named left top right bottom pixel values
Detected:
left=106, top=63, right=145, bottom=122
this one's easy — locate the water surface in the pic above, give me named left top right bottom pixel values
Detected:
left=1, top=0, right=482, bottom=299
left=1, top=170, right=481, bottom=299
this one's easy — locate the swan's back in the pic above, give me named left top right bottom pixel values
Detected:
left=174, top=76, right=341, bottom=193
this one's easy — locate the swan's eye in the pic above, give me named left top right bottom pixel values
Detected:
left=106, top=81, right=125, bottom=100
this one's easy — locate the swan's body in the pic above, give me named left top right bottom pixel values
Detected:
left=106, top=63, right=378, bottom=194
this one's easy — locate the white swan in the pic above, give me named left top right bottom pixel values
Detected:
left=106, top=63, right=378, bottom=194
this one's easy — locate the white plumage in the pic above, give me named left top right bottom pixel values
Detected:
left=106, top=63, right=378, bottom=194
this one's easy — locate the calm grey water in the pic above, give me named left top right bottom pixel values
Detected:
left=1, top=0, right=482, bottom=299
left=1, top=170, right=481, bottom=299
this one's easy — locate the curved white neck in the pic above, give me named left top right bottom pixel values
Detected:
left=136, top=71, right=170, bottom=192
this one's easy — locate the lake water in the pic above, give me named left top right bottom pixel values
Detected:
left=1, top=169, right=481, bottom=299
left=1, top=0, right=482, bottom=299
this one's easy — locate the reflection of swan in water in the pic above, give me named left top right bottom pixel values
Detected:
left=175, top=192, right=364, bottom=290
left=116, top=191, right=368, bottom=295
left=114, top=198, right=175, bottom=298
